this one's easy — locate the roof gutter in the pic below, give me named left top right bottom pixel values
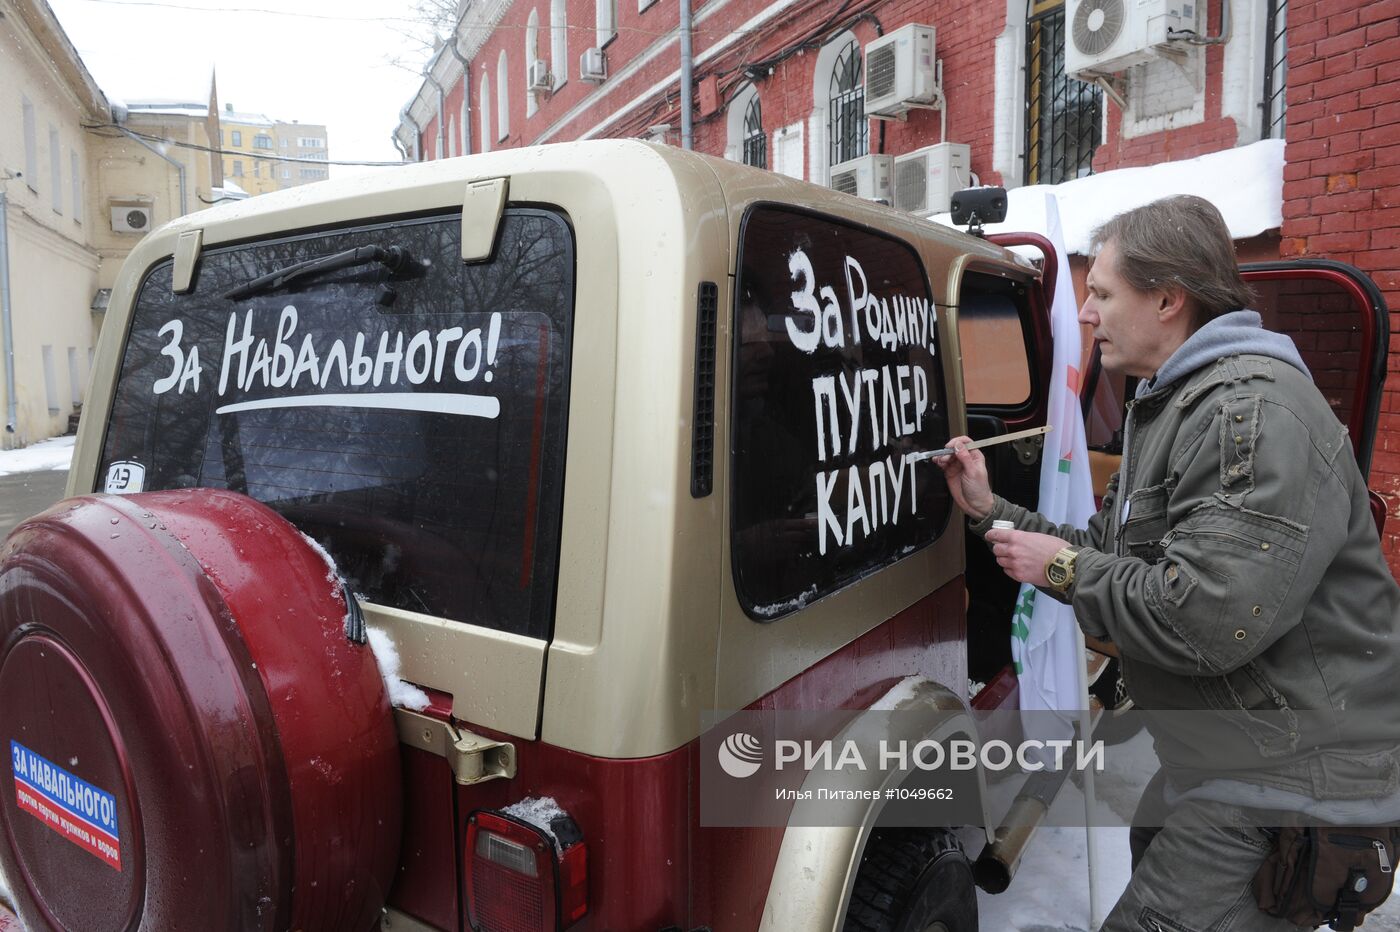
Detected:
left=400, top=107, right=422, bottom=161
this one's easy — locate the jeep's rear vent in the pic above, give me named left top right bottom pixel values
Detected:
left=691, top=281, right=719, bottom=498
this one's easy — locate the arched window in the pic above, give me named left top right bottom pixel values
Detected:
left=1024, top=0, right=1100, bottom=183
left=525, top=9, right=540, bottom=118
left=479, top=75, right=492, bottom=153
left=726, top=85, right=766, bottom=168
left=550, top=0, right=568, bottom=90
left=596, top=0, right=616, bottom=47
left=497, top=51, right=510, bottom=140
left=827, top=39, right=866, bottom=167
left=742, top=95, right=766, bottom=169
left=809, top=30, right=865, bottom=183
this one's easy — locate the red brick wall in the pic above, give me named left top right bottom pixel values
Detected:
left=419, top=0, right=1005, bottom=186
left=1091, top=0, right=1237, bottom=171
left=1280, top=0, right=1400, bottom=567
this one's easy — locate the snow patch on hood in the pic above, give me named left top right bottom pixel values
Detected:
left=502, top=796, right=569, bottom=853
left=366, top=627, right=430, bottom=711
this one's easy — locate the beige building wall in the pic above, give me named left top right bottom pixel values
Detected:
left=0, top=0, right=107, bottom=448
left=273, top=122, right=330, bottom=187
left=90, top=109, right=216, bottom=290
left=220, top=108, right=279, bottom=196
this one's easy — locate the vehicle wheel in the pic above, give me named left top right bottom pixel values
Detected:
left=0, top=490, right=401, bottom=932
left=843, top=828, right=978, bottom=932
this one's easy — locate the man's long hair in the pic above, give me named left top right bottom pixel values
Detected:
left=1090, top=195, right=1255, bottom=324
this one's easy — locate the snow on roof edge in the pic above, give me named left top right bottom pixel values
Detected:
left=930, top=139, right=1285, bottom=256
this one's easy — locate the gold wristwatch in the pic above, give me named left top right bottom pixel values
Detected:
left=1044, top=547, right=1079, bottom=594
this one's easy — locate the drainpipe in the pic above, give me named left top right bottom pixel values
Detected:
left=446, top=34, right=473, bottom=155
left=423, top=67, right=447, bottom=159
left=401, top=107, right=423, bottom=162
left=113, top=124, right=188, bottom=218
left=679, top=0, right=694, bottom=149
left=0, top=189, right=16, bottom=436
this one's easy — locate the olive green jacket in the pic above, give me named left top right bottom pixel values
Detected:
left=973, top=349, right=1400, bottom=800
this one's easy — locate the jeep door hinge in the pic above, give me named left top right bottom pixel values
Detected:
left=172, top=229, right=203, bottom=294
left=461, top=176, right=508, bottom=263
left=395, top=708, right=516, bottom=785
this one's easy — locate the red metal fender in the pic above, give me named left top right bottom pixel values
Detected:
left=0, top=490, right=400, bottom=932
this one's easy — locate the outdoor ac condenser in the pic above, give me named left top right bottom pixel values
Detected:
left=580, top=47, right=607, bottom=83
left=110, top=205, right=152, bottom=234
left=892, top=143, right=970, bottom=215
left=1064, top=0, right=1197, bottom=76
left=829, top=154, right=894, bottom=202
left=527, top=59, right=552, bottom=92
left=863, top=24, right=938, bottom=118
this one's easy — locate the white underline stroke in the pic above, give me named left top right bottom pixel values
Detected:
left=214, top=392, right=501, bottom=418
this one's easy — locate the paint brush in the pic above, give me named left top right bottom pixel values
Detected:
left=908, top=425, right=1052, bottom=462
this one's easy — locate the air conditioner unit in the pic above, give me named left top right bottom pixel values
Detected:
left=527, top=59, right=552, bottom=92
left=580, top=47, right=607, bottom=83
left=864, top=24, right=939, bottom=117
left=1065, top=0, right=1197, bottom=77
left=829, top=154, right=894, bottom=202
left=892, top=143, right=970, bottom=215
left=110, top=205, right=152, bottom=234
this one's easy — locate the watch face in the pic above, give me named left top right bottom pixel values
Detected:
left=1047, top=563, right=1069, bottom=586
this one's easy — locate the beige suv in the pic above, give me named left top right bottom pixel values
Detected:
left=1, top=140, right=1388, bottom=932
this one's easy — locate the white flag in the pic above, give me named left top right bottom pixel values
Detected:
left=1012, top=193, right=1096, bottom=718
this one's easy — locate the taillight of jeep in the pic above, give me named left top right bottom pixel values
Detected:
left=0, top=206, right=580, bottom=931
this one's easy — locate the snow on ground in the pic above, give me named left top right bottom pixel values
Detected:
left=0, top=437, right=74, bottom=477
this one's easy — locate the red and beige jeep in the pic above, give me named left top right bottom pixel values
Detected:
left=0, top=141, right=1388, bottom=931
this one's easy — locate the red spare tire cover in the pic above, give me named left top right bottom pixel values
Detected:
left=0, top=489, right=401, bottom=931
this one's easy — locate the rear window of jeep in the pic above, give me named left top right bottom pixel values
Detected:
left=731, top=205, right=952, bottom=619
left=99, top=209, right=575, bottom=640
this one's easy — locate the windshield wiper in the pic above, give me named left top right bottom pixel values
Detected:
left=222, top=244, right=412, bottom=301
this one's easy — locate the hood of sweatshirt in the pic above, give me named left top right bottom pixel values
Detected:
left=1137, top=310, right=1311, bottom=399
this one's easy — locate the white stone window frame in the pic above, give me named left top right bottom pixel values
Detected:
left=550, top=0, right=569, bottom=91
left=480, top=72, right=493, bottom=153
left=808, top=29, right=863, bottom=187
left=70, top=149, right=81, bottom=224
left=724, top=83, right=760, bottom=164
left=22, top=96, right=38, bottom=193
left=596, top=0, right=617, bottom=48
left=497, top=51, right=511, bottom=140
left=49, top=126, right=62, bottom=214
left=526, top=9, right=541, bottom=118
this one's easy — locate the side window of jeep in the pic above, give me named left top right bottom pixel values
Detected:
left=100, top=209, right=575, bottom=641
left=731, top=205, right=951, bottom=621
